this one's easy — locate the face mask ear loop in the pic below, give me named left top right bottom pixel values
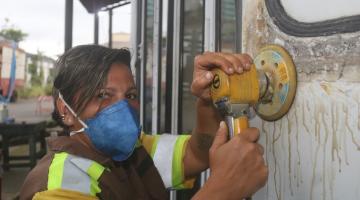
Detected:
left=69, top=128, right=85, bottom=136
left=58, top=92, right=89, bottom=129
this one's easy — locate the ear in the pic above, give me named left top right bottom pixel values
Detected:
left=56, top=98, right=76, bottom=126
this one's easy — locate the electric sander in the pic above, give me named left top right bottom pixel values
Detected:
left=211, top=44, right=297, bottom=140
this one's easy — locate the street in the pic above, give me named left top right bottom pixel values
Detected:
left=7, top=97, right=53, bottom=123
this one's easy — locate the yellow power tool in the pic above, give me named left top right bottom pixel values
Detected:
left=211, top=44, right=297, bottom=138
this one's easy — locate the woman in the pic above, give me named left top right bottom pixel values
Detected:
left=20, top=45, right=267, bottom=200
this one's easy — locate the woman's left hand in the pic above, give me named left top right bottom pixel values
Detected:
left=191, top=52, right=253, bottom=101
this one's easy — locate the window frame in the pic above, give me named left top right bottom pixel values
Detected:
left=266, top=0, right=360, bottom=37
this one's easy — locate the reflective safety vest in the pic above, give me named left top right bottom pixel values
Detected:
left=25, top=133, right=194, bottom=199
left=47, top=152, right=106, bottom=197
left=140, top=134, right=194, bottom=189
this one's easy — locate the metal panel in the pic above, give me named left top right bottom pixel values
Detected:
left=64, top=0, right=73, bottom=52
left=242, top=1, right=360, bottom=199
left=79, top=0, right=123, bottom=13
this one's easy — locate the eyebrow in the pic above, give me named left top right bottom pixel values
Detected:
left=99, top=87, right=116, bottom=93
left=126, top=86, right=137, bottom=93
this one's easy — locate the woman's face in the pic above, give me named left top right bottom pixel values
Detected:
left=72, top=63, right=139, bottom=129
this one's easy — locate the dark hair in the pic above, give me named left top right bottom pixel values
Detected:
left=52, top=45, right=131, bottom=127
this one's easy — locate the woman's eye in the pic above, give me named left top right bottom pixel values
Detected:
left=98, top=92, right=110, bottom=100
left=126, top=93, right=137, bottom=100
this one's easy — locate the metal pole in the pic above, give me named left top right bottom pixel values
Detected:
left=108, top=9, right=113, bottom=48
left=64, top=0, right=73, bottom=52
left=130, top=0, right=141, bottom=72
left=215, top=0, right=221, bottom=51
left=140, top=0, right=147, bottom=128
left=94, top=11, right=99, bottom=45
left=202, top=0, right=217, bottom=187
left=171, top=0, right=182, bottom=136
left=131, top=0, right=143, bottom=125
left=170, top=0, right=183, bottom=199
left=164, top=0, right=174, bottom=133
left=235, top=0, right=243, bottom=53
left=204, top=0, right=216, bottom=52
left=152, top=0, right=162, bottom=134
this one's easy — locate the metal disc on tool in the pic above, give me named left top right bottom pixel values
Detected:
left=253, top=45, right=297, bottom=121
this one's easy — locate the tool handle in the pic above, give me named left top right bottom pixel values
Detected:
left=233, top=116, right=252, bottom=200
left=233, top=116, right=249, bottom=136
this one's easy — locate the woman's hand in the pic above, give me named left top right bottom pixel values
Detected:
left=192, top=122, right=268, bottom=200
left=184, top=52, right=254, bottom=179
left=191, top=52, right=253, bottom=101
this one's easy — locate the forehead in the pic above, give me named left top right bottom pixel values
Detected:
left=105, top=63, right=135, bottom=88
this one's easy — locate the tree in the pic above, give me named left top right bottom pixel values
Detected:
left=28, top=53, right=43, bottom=87
left=0, top=18, right=27, bottom=43
left=0, top=28, right=28, bottom=43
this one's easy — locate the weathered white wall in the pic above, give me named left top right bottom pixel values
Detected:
left=280, top=0, right=360, bottom=23
left=243, top=0, right=360, bottom=199
left=1, top=46, right=26, bottom=80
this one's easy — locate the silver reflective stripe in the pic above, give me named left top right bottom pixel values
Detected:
left=152, top=134, right=178, bottom=188
left=70, top=157, right=93, bottom=172
left=61, top=154, right=92, bottom=194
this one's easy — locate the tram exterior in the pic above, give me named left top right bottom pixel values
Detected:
left=131, top=0, right=360, bottom=199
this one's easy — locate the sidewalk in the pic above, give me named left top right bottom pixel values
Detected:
left=1, top=98, right=53, bottom=200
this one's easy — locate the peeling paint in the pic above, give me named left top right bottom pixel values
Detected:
left=243, top=1, right=360, bottom=83
left=244, top=1, right=360, bottom=199
left=253, top=82, right=360, bottom=200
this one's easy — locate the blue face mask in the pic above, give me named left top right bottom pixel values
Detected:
left=84, top=99, right=141, bottom=161
left=58, top=93, right=141, bottom=161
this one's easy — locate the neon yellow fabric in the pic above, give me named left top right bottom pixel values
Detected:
left=139, top=133, right=195, bottom=189
left=171, top=135, right=195, bottom=189
left=139, top=133, right=160, bottom=158
left=87, top=162, right=105, bottom=196
left=150, top=135, right=160, bottom=158
left=48, top=132, right=194, bottom=197
left=47, top=152, right=106, bottom=197
left=47, top=152, right=68, bottom=190
left=87, top=162, right=105, bottom=181
left=33, top=189, right=98, bottom=200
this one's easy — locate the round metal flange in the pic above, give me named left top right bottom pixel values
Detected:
left=253, top=45, right=297, bottom=121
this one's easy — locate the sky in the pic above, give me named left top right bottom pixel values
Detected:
left=0, top=0, right=131, bottom=58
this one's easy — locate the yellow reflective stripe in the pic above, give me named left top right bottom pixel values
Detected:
left=150, top=135, right=160, bottom=158
left=171, top=135, right=192, bottom=189
left=87, top=162, right=105, bottom=196
left=47, top=152, right=68, bottom=190
left=140, top=133, right=154, bottom=154
left=33, top=189, right=99, bottom=200
left=89, top=178, right=101, bottom=196
left=87, top=162, right=105, bottom=181
left=139, top=133, right=161, bottom=158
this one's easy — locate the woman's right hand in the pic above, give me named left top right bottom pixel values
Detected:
left=193, top=121, right=268, bottom=200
